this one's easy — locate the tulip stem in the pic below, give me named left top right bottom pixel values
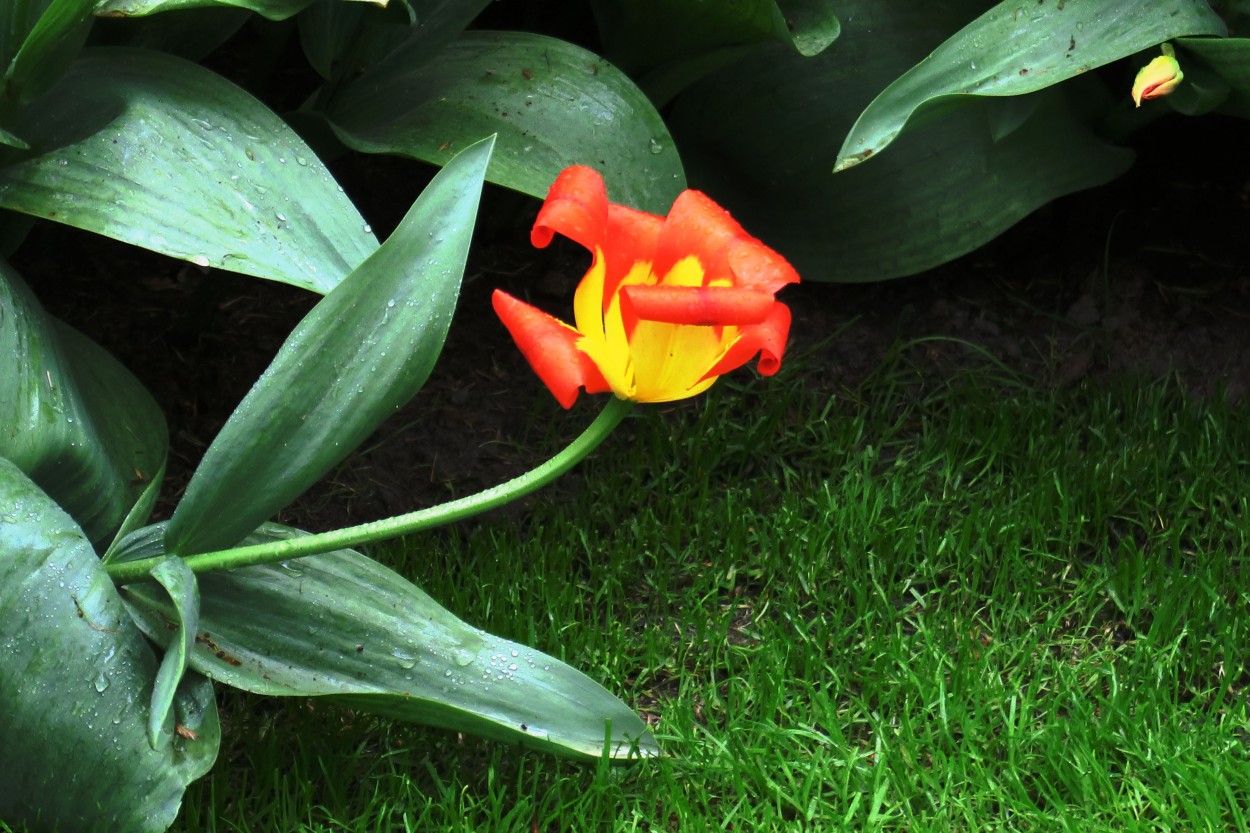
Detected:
left=106, top=397, right=635, bottom=585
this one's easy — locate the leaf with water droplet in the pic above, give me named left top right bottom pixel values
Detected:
left=0, top=49, right=376, bottom=293
left=0, top=460, right=219, bottom=831
left=832, top=0, right=1227, bottom=171
left=147, top=555, right=199, bottom=749
left=167, top=137, right=495, bottom=555
left=0, top=263, right=168, bottom=551
left=322, top=31, right=685, bottom=214
left=119, top=522, right=660, bottom=761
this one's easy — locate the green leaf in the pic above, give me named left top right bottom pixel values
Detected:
left=5, top=0, right=95, bottom=106
left=115, top=522, right=659, bottom=761
left=94, top=0, right=382, bottom=23
left=165, top=135, right=494, bottom=556
left=104, top=460, right=167, bottom=560
left=833, top=0, right=1228, bottom=171
left=0, top=458, right=219, bottom=833
left=0, top=47, right=377, bottom=293
left=91, top=6, right=252, bottom=63
left=669, top=3, right=1134, bottom=282
left=589, top=0, right=840, bottom=103
left=298, top=0, right=488, bottom=84
left=147, top=556, right=199, bottom=749
left=0, top=260, right=167, bottom=549
left=0, top=124, right=31, bottom=149
left=322, top=30, right=685, bottom=215
left=1177, top=36, right=1250, bottom=118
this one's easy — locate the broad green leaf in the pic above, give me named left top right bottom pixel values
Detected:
left=91, top=6, right=251, bottom=63
left=94, top=0, right=382, bottom=22
left=5, top=0, right=95, bottom=106
left=0, top=47, right=377, bottom=293
left=589, top=0, right=840, bottom=104
left=147, top=556, right=199, bottom=748
left=0, top=260, right=166, bottom=549
left=833, top=0, right=1227, bottom=171
left=165, top=136, right=494, bottom=556
left=670, top=3, right=1134, bottom=282
left=322, top=30, right=685, bottom=215
left=115, top=522, right=659, bottom=761
left=1177, top=36, right=1250, bottom=117
left=0, top=458, right=219, bottom=833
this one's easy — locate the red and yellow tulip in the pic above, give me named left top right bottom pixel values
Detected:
left=494, top=166, right=799, bottom=407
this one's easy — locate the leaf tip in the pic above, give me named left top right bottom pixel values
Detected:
left=833, top=147, right=875, bottom=173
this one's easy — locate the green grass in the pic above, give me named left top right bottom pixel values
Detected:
left=173, top=344, right=1250, bottom=832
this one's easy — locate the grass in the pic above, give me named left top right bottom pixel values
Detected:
left=165, top=342, right=1250, bottom=831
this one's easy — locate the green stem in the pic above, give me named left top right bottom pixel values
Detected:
left=107, top=397, right=634, bottom=585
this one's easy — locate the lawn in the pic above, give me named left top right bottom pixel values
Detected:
left=147, top=337, right=1250, bottom=833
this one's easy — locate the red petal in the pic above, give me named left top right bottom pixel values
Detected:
left=620, top=285, right=775, bottom=326
left=531, top=166, right=609, bottom=253
left=651, top=189, right=746, bottom=282
left=602, top=204, right=663, bottom=299
left=702, top=302, right=792, bottom=380
left=531, top=167, right=665, bottom=305
left=727, top=237, right=800, bottom=295
left=492, top=290, right=609, bottom=408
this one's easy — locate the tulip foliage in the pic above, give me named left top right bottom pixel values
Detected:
left=2, top=0, right=1249, bottom=831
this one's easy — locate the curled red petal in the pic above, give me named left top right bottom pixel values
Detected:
left=620, top=285, right=776, bottom=326
left=531, top=166, right=609, bottom=253
left=492, top=290, right=609, bottom=408
left=702, top=302, right=792, bottom=380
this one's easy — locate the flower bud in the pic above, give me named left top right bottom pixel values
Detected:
left=1132, top=53, right=1183, bottom=107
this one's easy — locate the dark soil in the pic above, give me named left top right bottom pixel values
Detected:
left=13, top=113, right=1249, bottom=537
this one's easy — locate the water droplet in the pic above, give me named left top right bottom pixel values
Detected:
left=362, top=224, right=373, bottom=235
left=648, top=138, right=663, bottom=155
left=190, top=254, right=210, bottom=268
left=392, top=649, right=417, bottom=669
left=93, top=672, right=110, bottom=693
left=295, top=156, right=308, bottom=166
left=386, top=299, right=396, bottom=309
left=276, top=212, right=287, bottom=223
left=454, top=649, right=476, bottom=667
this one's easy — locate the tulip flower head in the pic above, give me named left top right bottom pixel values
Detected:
left=494, top=166, right=800, bottom=407
left=1132, top=49, right=1183, bottom=107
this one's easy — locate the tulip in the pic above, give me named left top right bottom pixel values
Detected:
left=1132, top=52, right=1183, bottom=107
left=494, top=166, right=799, bottom=407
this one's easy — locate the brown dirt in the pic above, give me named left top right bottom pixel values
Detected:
left=13, top=112, right=1249, bottom=537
